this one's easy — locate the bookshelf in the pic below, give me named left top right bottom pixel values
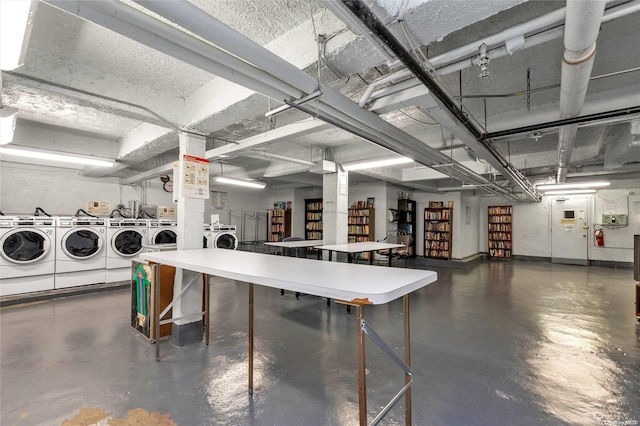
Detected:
left=268, top=208, right=291, bottom=242
left=424, top=201, right=452, bottom=260
left=397, top=199, right=416, bottom=257
left=348, top=206, right=375, bottom=261
left=305, top=198, right=323, bottom=243
left=488, top=205, right=512, bottom=259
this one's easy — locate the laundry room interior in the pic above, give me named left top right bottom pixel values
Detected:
left=1, top=0, right=639, bottom=425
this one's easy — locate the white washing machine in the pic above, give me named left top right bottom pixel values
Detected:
left=148, top=219, right=179, bottom=245
left=106, top=218, right=148, bottom=283
left=203, top=224, right=212, bottom=248
left=0, top=216, right=56, bottom=296
left=211, top=225, right=238, bottom=250
left=55, top=217, right=107, bottom=289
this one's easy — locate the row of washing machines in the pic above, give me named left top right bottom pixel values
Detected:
left=0, top=216, right=238, bottom=296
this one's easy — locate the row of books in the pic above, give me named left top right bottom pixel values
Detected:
left=489, top=224, right=511, bottom=232
left=306, top=222, right=322, bottom=230
left=306, top=202, right=322, bottom=211
left=348, top=236, right=370, bottom=243
left=426, top=240, right=449, bottom=250
left=489, top=241, right=512, bottom=249
left=426, top=222, right=450, bottom=232
left=352, top=199, right=374, bottom=209
left=348, top=225, right=370, bottom=235
left=489, top=232, right=511, bottom=241
left=489, top=206, right=512, bottom=215
left=348, top=217, right=370, bottom=225
left=306, top=231, right=322, bottom=240
left=270, top=209, right=286, bottom=216
left=349, top=209, right=370, bottom=216
left=425, top=232, right=449, bottom=241
left=427, top=249, right=449, bottom=258
left=306, top=212, right=322, bottom=221
left=489, top=249, right=512, bottom=258
left=271, top=217, right=284, bottom=224
left=425, top=210, right=451, bottom=220
left=270, top=224, right=285, bottom=233
left=489, top=216, right=512, bottom=224
left=269, top=235, right=281, bottom=242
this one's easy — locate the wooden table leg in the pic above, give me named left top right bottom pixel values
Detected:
left=205, top=274, right=210, bottom=346
left=356, top=304, right=367, bottom=425
left=404, top=294, right=412, bottom=425
left=248, top=283, right=254, bottom=396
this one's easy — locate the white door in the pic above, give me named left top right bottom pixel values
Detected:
left=551, top=197, right=589, bottom=265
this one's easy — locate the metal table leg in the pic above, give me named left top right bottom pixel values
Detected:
left=248, top=283, right=254, bottom=396
left=155, top=263, right=161, bottom=362
left=356, top=304, right=367, bottom=426
left=404, top=294, right=412, bottom=425
left=205, top=274, right=210, bottom=346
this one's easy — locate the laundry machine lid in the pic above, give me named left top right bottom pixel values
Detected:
left=112, top=228, right=144, bottom=256
left=1, top=228, right=51, bottom=264
left=61, top=227, right=104, bottom=259
left=213, top=232, right=238, bottom=250
left=152, top=229, right=177, bottom=244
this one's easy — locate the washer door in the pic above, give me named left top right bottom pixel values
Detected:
left=1, top=229, right=51, bottom=264
left=62, top=227, right=103, bottom=259
left=112, top=229, right=144, bottom=257
left=214, top=232, right=238, bottom=250
left=153, top=229, right=176, bottom=244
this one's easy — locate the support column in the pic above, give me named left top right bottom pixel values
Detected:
left=322, top=168, right=349, bottom=260
left=171, top=132, right=206, bottom=346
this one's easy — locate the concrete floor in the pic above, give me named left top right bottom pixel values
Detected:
left=1, top=260, right=639, bottom=425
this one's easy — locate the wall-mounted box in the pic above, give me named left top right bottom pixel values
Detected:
left=602, top=214, right=627, bottom=226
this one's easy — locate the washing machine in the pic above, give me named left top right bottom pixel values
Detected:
left=106, top=218, right=148, bottom=283
left=0, top=216, right=56, bottom=296
left=148, top=219, right=179, bottom=245
left=55, top=216, right=107, bottom=289
left=211, top=225, right=238, bottom=250
left=203, top=224, right=212, bottom=248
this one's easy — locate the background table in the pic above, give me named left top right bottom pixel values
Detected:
left=264, top=240, right=324, bottom=257
left=316, top=241, right=406, bottom=266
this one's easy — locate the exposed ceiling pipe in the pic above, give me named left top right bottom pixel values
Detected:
left=243, top=151, right=316, bottom=166
left=340, top=0, right=540, bottom=201
left=556, top=0, right=606, bottom=183
left=359, top=0, right=640, bottom=107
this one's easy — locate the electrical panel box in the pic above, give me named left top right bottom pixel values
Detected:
left=602, top=214, right=627, bottom=226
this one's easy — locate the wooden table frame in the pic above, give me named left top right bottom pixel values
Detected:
left=141, top=249, right=437, bottom=425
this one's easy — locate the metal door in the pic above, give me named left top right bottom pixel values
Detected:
left=152, top=229, right=176, bottom=244
left=61, top=228, right=103, bottom=259
left=1, top=229, right=51, bottom=263
left=112, top=229, right=144, bottom=257
left=551, top=197, right=589, bottom=265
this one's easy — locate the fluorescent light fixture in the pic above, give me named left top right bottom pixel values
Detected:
left=0, top=107, right=18, bottom=145
left=537, top=181, right=610, bottom=190
left=0, top=146, right=115, bottom=167
left=342, top=156, right=413, bottom=171
left=0, top=0, right=38, bottom=70
left=214, top=176, right=266, bottom=189
left=544, top=189, right=596, bottom=195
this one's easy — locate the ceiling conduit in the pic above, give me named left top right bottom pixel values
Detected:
left=556, top=0, right=606, bottom=182
left=341, top=0, right=540, bottom=201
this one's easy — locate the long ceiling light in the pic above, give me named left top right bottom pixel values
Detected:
left=544, top=189, right=596, bottom=195
left=0, top=107, right=18, bottom=145
left=0, top=146, right=115, bottom=167
left=0, top=0, right=38, bottom=70
left=342, top=156, right=413, bottom=171
left=213, top=176, right=266, bottom=189
left=537, top=181, right=610, bottom=190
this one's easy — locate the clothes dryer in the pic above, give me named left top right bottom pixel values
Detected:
left=211, top=225, right=238, bottom=250
left=0, top=216, right=56, bottom=296
left=148, top=219, right=178, bottom=245
left=55, top=217, right=107, bottom=289
left=106, top=218, right=147, bottom=283
left=203, top=224, right=212, bottom=248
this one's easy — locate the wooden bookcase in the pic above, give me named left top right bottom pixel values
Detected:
left=348, top=206, right=375, bottom=261
left=424, top=201, right=452, bottom=260
left=268, top=208, right=291, bottom=242
left=488, top=205, right=513, bottom=259
left=397, top=199, right=416, bottom=257
left=305, top=198, right=323, bottom=244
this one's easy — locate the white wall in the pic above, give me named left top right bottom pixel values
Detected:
left=209, top=186, right=271, bottom=241
left=459, top=192, right=480, bottom=258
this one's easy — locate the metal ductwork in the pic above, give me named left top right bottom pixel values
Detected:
left=556, top=0, right=606, bottom=182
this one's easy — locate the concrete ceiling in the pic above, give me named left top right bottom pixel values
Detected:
left=1, top=0, right=639, bottom=199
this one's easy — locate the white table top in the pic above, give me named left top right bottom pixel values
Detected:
left=315, top=241, right=405, bottom=253
left=264, top=240, right=324, bottom=248
left=140, top=249, right=437, bottom=305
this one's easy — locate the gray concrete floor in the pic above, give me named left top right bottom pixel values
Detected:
left=1, top=260, right=639, bottom=425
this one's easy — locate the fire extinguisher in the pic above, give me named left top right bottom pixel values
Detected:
left=594, top=229, right=604, bottom=247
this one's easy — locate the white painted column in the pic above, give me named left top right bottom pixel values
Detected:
left=323, top=168, right=349, bottom=260
left=171, top=132, right=206, bottom=346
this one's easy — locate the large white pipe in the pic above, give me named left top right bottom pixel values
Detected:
left=556, top=0, right=606, bottom=182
